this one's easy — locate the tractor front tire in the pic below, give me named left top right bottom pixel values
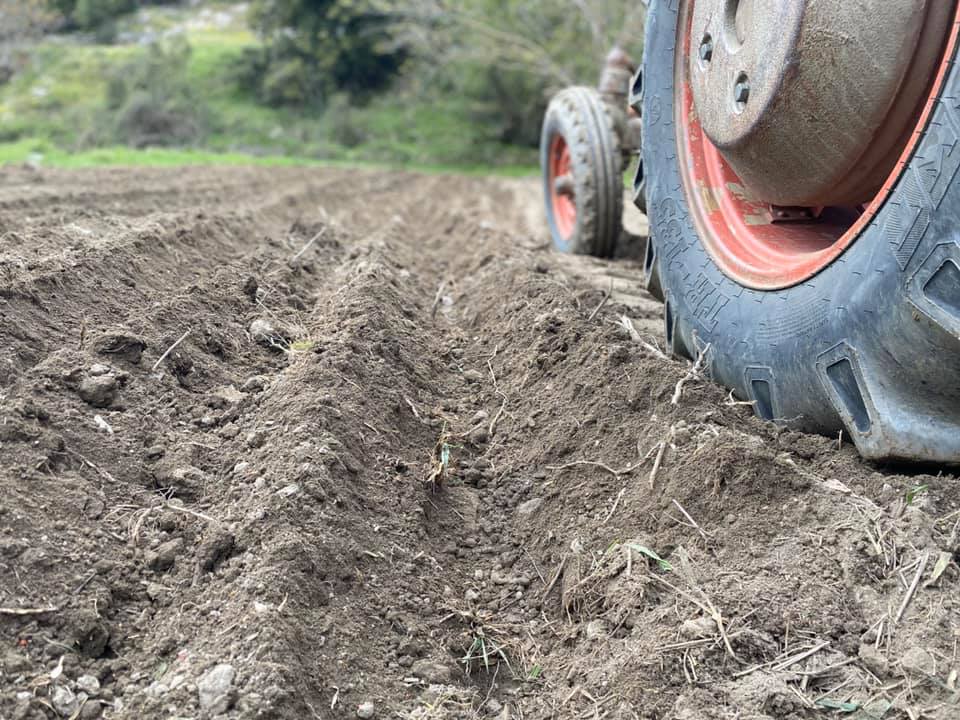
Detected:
left=541, top=87, right=623, bottom=258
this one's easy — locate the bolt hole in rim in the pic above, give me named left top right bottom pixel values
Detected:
left=676, top=0, right=960, bottom=289
left=548, top=133, right=576, bottom=241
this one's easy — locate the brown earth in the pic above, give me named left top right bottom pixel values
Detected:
left=0, top=165, right=958, bottom=720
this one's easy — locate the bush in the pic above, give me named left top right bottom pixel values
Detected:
left=102, top=37, right=208, bottom=147
left=241, top=0, right=405, bottom=108
left=73, top=0, right=134, bottom=30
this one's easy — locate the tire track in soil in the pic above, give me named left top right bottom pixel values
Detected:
left=1, top=167, right=958, bottom=720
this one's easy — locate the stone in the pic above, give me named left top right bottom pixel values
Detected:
left=144, top=445, right=165, bottom=460
left=196, top=527, right=235, bottom=572
left=78, top=376, right=118, bottom=408
left=356, top=701, right=375, bottom=718
left=89, top=364, right=112, bottom=377
left=470, top=410, right=489, bottom=424
left=680, top=617, right=716, bottom=639
left=463, top=369, right=485, bottom=383
left=410, top=659, right=456, bottom=684
left=900, top=646, right=936, bottom=677
left=52, top=685, right=79, bottom=717
left=76, top=675, right=101, bottom=695
left=2, top=651, right=32, bottom=674
left=145, top=681, right=168, bottom=697
left=517, top=498, right=543, bottom=516
left=80, top=701, right=102, bottom=719
left=72, top=610, right=110, bottom=658
left=211, top=385, right=244, bottom=406
left=145, top=582, right=167, bottom=601
left=246, top=430, right=267, bottom=449
left=145, top=537, right=184, bottom=572
left=197, top=663, right=237, bottom=714
left=240, top=376, right=267, bottom=393
left=858, top=643, right=889, bottom=678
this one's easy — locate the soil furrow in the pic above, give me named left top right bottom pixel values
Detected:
left=1, top=166, right=957, bottom=720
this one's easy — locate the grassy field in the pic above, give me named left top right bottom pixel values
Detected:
left=0, top=137, right=537, bottom=176
left=0, top=3, right=538, bottom=172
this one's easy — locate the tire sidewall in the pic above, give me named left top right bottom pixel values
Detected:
left=540, top=106, right=586, bottom=254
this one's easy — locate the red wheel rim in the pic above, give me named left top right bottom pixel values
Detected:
left=676, top=3, right=960, bottom=290
left=548, top=134, right=576, bottom=240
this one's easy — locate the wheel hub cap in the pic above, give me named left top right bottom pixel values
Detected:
left=689, top=0, right=954, bottom=206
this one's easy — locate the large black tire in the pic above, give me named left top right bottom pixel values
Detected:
left=541, top=87, right=623, bottom=257
left=641, top=1, right=960, bottom=462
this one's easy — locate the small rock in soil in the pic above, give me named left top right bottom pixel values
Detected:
left=680, top=617, right=716, bottom=639
left=410, top=659, right=456, bottom=684
left=197, top=663, right=237, bottom=714
left=145, top=537, right=185, bottom=572
left=517, top=498, right=543, bottom=516
left=211, top=385, right=244, bottom=406
left=76, top=674, right=101, bottom=695
left=144, top=445, right=164, bottom=460
left=145, top=680, right=168, bottom=697
left=71, top=610, right=110, bottom=658
left=900, top=646, right=936, bottom=676
left=463, top=369, right=485, bottom=383
left=240, top=375, right=267, bottom=393
left=858, top=643, right=889, bottom=677
left=356, top=701, right=375, bottom=718
left=80, top=701, right=101, bottom=719
left=89, top=363, right=112, bottom=376
left=246, top=430, right=268, bottom=448
left=77, top=376, right=118, bottom=408
left=197, top=527, right=235, bottom=572
left=51, top=684, right=79, bottom=717
left=3, top=651, right=32, bottom=674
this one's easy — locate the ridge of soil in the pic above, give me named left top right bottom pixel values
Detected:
left=1, top=166, right=958, bottom=720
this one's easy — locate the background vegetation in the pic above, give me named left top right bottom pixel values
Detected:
left=0, top=0, right=644, bottom=170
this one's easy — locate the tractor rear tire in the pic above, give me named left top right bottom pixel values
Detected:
left=641, top=1, right=960, bottom=462
left=541, top=87, right=623, bottom=257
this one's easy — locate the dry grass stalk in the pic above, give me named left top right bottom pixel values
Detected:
left=0, top=606, right=58, bottom=615
left=895, top=551, right=929, bottom=623
left=614, top=315, right=667, bottom=358
left=671, top=342, right=711, bottom=405
left=152, top=328, right=191, bottom=372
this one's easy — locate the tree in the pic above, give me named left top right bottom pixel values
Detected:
left=379, top=0, right=646, bottom=88
left=374, top=0, right=645, bottom=146
left=244, top=0, right=406, bottom=107
left=0, top=0, right=58, bottom=83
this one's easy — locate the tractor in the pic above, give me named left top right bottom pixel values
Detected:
left=541, top=0, right=960, bottom=463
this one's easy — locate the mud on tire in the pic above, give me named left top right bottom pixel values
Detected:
left=541, top=86, right=623, bottom=257
left=641, top=1, right=960, bottom=462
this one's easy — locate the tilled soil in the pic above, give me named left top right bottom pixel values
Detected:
left=0, top=165, right=958, bottom=720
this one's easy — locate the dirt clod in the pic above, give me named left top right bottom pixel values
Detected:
left=77, top=375, right=118, bottom=408
left=145, top=537, right=185, bottom=572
